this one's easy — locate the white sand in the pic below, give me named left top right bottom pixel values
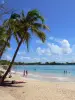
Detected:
left=0, top=74, right=75, bottom=100
left=0, top=90, right=16, bottom=100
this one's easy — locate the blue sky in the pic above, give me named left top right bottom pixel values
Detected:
left=1, top=0, right=75, bottom=63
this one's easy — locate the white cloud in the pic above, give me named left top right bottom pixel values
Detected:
left=61, top=39, right=70, bottom=48
left=6, top=55, right=11, bottom=60
left=36, top=40, right=43, bottom=44
left=47, top=43, right=62, bottom=55
left=49, top=36, right=61, bottom=43
left=49, top=37, right=72, bottom=54
left=33, top=58, right=40, bottom=62
left=46, top=48, right=52, bottom=56
left=3, top=37, right=73, bottom=63
left=49, top=36, right=54, bottom=40
left=48, top=39, right=72, bottom=55
left=61, top=39, right=72, bottom=54
left=36, top=47, right=45, bottom=55
left=37, top=39, right=72, bottom=56
left=18, top=51, right=26, bottom=56
left=2, top=54, right=11, bottom=61
left=19, top=56, right=41, bottom=62
left=20, top=57, right=31, bottom=60
left=36, top=47, right=51, bottom=56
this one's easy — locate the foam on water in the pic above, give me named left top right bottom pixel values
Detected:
left=12, top=65, right=75, bottom=82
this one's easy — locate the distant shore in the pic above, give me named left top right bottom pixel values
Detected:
left=1, top=60, right=75, bottom=65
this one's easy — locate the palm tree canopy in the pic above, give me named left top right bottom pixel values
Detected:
left=21, top=9, right=50, bottom=47
left=2, top=9, right=50, bottom=51
left=8, top=9, right=50, bottom=49
left=0, top=9, right=50, bottom=57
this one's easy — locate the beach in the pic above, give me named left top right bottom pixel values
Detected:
left=0, top=73, right=75, bottom=100
left=0, top=0, right=75, bottom=99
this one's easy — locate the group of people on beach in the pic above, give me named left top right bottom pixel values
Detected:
left=64, top=70, right=67, bottom=74
left=23, top=70, right=28, bottom=77
left=64, top=70, right=70, bottom=74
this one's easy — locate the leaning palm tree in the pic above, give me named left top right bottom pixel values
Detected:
left=0, top=26, right=10, bottom=58
left=0, top=27, right=11, bottom=59
left=0, top=9, right=50, bottom=84
left=0, top=13, right=20, bottom=59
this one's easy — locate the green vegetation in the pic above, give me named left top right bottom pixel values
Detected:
left=0, top=60, right=10, bottom=65
left=0, top=60, right=75, bottom=65
left=0, top=3, right=13, bottom=59
left=0, top=9, right=49, bottom=84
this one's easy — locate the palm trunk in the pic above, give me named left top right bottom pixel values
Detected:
left=0, top=38, right=23, bottom=85
left=0, top=35, right=10, bottom=59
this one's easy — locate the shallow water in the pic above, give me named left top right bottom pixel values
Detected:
left=12, top=65, right=75, bottom=82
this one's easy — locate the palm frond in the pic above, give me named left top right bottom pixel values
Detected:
left=31, top=26, right=46, bottom=42
left=32, top=23, right=50, bottom=31
left=43, top=24, right=50, bottom=31
left=21, top=10, right=25, bottom=18
left=24, top=32, right=31, bottom=51
left=13, top=33, right=19, bottom=44
left=26, top=9, right=45, bottom=23
left=10, top=13, right=20, bottom=19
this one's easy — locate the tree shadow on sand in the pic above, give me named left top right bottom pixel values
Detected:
left=0, top=80, right=26, bottom=87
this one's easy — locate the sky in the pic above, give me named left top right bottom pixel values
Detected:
left=1, top=0, right=75, bottom=63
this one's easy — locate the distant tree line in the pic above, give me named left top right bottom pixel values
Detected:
left=0, top=60, right=75, bottom=65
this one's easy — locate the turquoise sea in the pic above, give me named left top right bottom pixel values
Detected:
left=12, top=65, right=75, bottom=82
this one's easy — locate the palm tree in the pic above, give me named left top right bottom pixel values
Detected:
left=0, top=26, right=10, bottom=58
left=0, top=9, right=50, bottom=84
left=0, top=13, right=20, bottom=59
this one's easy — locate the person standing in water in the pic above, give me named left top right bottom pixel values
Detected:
left=64, top=70, right=65, bottom=74
left=23, top=70, right=25, bottom=77
left=26, top=70, right=28, bottom=77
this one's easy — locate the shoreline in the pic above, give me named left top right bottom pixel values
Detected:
left=11, top=70, right=75, bottom=82
left=1, top=65, right=75, bottom=82
left=1, top=73, right=75, bottom=100
left=0, top=70, right=75, bottom=100
left=1, top=64, right=75, bottom=82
